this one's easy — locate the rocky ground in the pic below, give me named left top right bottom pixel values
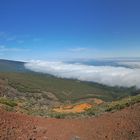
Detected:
left=0, top=103, right=140, bottom=140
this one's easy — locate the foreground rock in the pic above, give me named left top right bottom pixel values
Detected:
left=0, top=103, right=140, bottom=140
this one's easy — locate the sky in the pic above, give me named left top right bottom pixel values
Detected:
left=0, top=0, right=140, bottom=61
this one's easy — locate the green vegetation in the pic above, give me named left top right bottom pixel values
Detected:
left=0, top=60, right=139, bottom=119
left=85, top=94, right=140, bottom=116
left=0, top=72, right=138, bottom=103
left=49, top=113, right=66, bottom=119
left=48, top=94, right=140, bottom=118
left=105, top=94, right=140, bottom=112
left=0, top=97, right=18, bottom=107
left=0, top=90, right=139, bottom=118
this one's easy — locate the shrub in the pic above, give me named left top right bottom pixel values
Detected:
left=49, top=113, right=66, bottom=119
left=0, top=98, right=17, bottom=107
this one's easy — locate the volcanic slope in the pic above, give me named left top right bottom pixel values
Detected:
left=0, top=103, right=139, bottom=140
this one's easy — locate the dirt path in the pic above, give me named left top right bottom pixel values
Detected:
left=0, top=103, right=140, bottom=140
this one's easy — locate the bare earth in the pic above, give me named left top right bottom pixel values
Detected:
left=0, top=103, right=140, bottom=140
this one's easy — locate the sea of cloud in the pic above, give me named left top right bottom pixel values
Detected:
left=24, top=60, right=140, bottom=88
left=117, top=61, right=140, bottom=68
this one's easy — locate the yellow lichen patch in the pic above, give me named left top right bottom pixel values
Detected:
left=53, top=103, right=92, bottom=113
left=93, top=98, right=104, bottom=105
left=63, top=105, right=73, bottom=109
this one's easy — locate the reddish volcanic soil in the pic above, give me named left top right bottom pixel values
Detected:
left=0, top=103, right=140, bottom=140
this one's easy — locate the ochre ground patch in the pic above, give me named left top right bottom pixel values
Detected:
left=53, top=98, right=104, bottom=113
left=53, top=103, right=92, bottom=113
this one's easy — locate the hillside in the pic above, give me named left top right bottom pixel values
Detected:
left=0, top=59, right=28, bottom=72
left=0, top=60, right=139, bottom=102
left=0, top=102, right=139, bottom=140
left=0, top=59, right=139, bottom=117
left=0, top=59, right=140, bottom=140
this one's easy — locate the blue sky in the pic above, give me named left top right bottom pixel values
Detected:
left=0, top=0, right=140, bottom=61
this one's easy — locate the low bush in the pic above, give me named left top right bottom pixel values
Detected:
left=0, top=97, right=18, bottom=107
left=105, top=95, right=140, bottom=112
left=49, top=113, right=66, bottom=119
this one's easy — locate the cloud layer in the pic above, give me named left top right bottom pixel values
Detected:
left=117, top=61, right=140, bottom=68
left=24, top=60, right=140, bottom=88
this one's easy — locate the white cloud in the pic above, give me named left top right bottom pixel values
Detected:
left=117, top=61, right=140, bottom=68
left=69, top=47, right=87, bottom=52
left=24, top=60, right=140, bottom=88
left=0, top=32, right=16, bottom=41
left=0, top=32, right=25, bottom=43
left=0, top=45, right=29, bottom=52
